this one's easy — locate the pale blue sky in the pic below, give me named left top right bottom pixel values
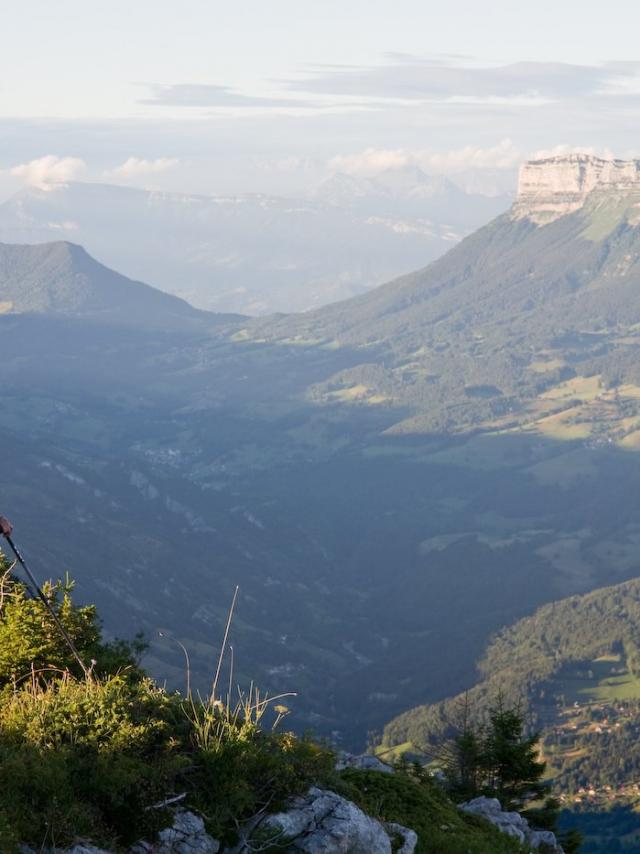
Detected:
left=2, top=0, right=640, bottom=197
left=3, top=0, right=640, bottom=117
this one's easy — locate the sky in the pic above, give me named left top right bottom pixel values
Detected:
left=2, top=0, right=640, bottom=198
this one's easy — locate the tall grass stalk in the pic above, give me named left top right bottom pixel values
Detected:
left=185, top=585, right=297, bottom=752
left=211, top=585, right=238, bottom=700
left=158, top=630, right=192, bottom=699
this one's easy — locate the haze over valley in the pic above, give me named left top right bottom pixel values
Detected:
left=5, top=153, right=640, bottom=745
left=0, top=168, right=507, bottom=314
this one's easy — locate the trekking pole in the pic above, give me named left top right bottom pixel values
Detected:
left=3, top=533, right=89, bottom=676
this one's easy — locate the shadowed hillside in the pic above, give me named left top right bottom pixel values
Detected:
left=5, top=173, right=640, bottom=748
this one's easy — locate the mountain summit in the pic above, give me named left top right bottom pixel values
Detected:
left=0, top=240, right=215, bottom=331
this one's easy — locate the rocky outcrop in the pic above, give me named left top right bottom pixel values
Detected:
left=460, top=797, right=564, bottom=852
left=32, top=795, right=416, bottom=854
left=386, top=822, right=418, bottom=853
left=21, top=812, right=221, bottom=854
left=335, top=751, right=395, bottom=774
left=130, top=810, right=220, bottom=853
left=259, top=786, right=409, bottom=853
left=512, top=154, right=640, bottom=224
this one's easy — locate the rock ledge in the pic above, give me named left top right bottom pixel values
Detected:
left=460, top=796, right=564, bottom=852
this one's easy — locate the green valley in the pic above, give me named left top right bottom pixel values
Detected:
left=6, top=156, right=640, bottom=761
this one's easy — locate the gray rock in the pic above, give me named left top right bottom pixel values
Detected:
left=459, top=796, right=564, bottom=853
left=263, top=786, right=392, bottom=853
left=385, top=822, right=418, bottom=854
left=20, top=810, right=221, bottom=854
left=335, top=752, right=395, bottom=774
left=530, top=829, right=564, bottom=850
left=460, top=796, right=502, bottom=816
left=151, top=810, right=220, bottom=854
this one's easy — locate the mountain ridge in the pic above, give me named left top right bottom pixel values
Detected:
left=0, top=177, right=509, bottom=314
left=0, top=239, right=239, bottom=331
left=242, top=158, right=640, bottom=436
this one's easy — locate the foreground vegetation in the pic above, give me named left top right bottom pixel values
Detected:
left=338, top=767, right=527, bottom=854
left=0, top=559, right=334, bottom=850
left=0, top=553, right=556, bottom=852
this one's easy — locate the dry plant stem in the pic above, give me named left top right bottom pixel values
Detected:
left=0, top=563, right=16, bottom=613
left=186, top=584, right=298, bottom=753
left=211, top=585, right=239, bottom=701
left=159, top=631, right=192, bottom=700
left=227, top=644, right=234, bottom=712
left=145, top=792, right=187, bottom=811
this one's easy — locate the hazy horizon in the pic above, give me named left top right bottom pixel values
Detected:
left=3, top=0, right=640, bottom=202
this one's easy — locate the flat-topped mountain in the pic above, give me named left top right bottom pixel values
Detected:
left=246, top=161, right=640, bottom=437
left=513, top=154, right=640, bottom=223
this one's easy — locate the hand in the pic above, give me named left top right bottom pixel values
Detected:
left=0, top=517, right=13, bottom=537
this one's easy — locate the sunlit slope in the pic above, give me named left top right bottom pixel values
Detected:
left=378, top=573, right=640, bottom=854
left=247, top=194, right=640, bottom=438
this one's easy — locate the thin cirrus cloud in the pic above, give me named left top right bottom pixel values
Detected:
left=140, top=83, right=311, bottom=109
left=137, top=59, right=640, bottom=123
left=286, top=57, right=640, bottom=104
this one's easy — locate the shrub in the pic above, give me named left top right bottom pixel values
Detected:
left=0, top=558, right=145, bottom=685
left=0, top=673, right=186, bottom=847
left=335, top=766, right=526, bottom=854
left=0, top=559, right=335, bottom=849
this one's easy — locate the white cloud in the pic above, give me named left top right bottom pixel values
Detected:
left=328, top=139, right=521, bottom=177
left=9, top=155, right=86, bottom=188
left=531, top=143, right=616, bottom=160
left=110, top=157, right=179, bottom=178
left=420, top=139, right=521, bottom=173
left=328, top=147, right=412, bottom=176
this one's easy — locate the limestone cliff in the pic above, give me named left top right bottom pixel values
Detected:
left=512, top=153, right=640, bottom=224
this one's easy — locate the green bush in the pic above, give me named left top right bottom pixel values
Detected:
left=335, top=766, right=528, bottom=854
left=0, top=559, right=144, bottom=685
left=0, top=554, right=539, bottom=852
left=0, top=674, right=186, bottom=847
left=189, top=727, right=334, bottom=845
left=0, top=669, right=334, bottom=849
left=0, top=559, right=334, bottom=849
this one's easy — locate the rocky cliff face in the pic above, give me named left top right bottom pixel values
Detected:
left=513, top=154, right=640, bottom=223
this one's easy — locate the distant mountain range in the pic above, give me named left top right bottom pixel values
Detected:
left=0, top=168, right=509, bottom=315
left=4, top=155, right=640, bottom=755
